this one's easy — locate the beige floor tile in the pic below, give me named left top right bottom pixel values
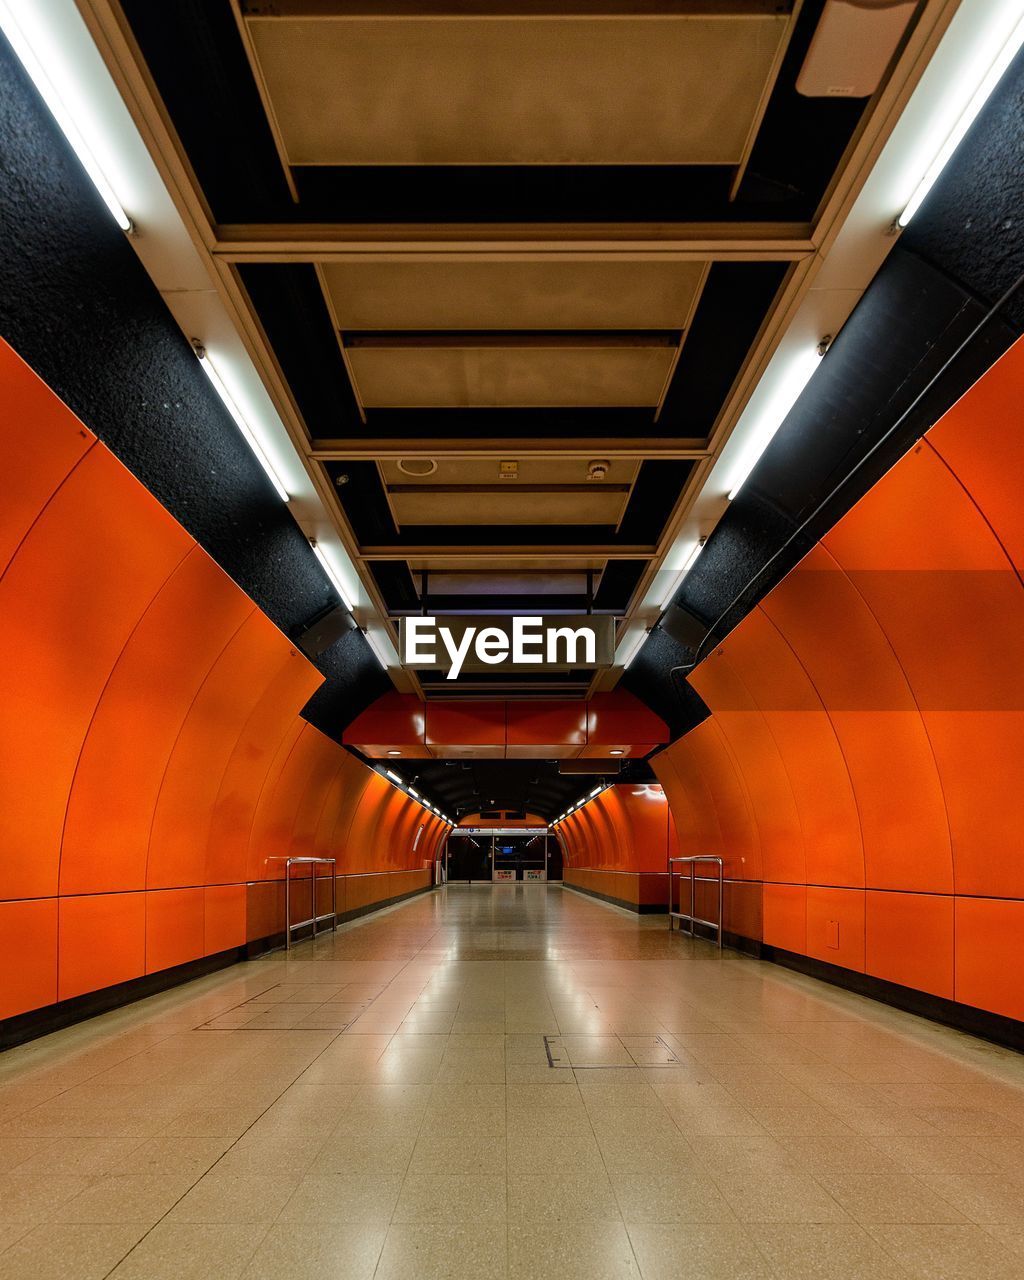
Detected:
left=505, top=1081, right=584, bottom=1110
left=667, top=1104, right=766, bottom=1136
left=685, top=1133, right=802, bottom=1172
left=776, top=1134, right=900, bottom=1176
left=882, top=1134, right=1000, bottom=1175
left=167, top=1172, right=300, bottom=1224
left=393, top=1173, right=506, bottom=1222
left=276, top=1172, right=403, bottom=1223
left=313, top=1130, right=417, bottom=1175
left=611, top=1171, right=736, bottom=1224
left=712, top=1171, right=850, bottom=1224
left=627, top=1222, right=775, bottom=1279
left=509, top=1170, right=621, bottom=1222
left=0, top=1222, right=148, bottom=1280
left=817, top=1173, right=968, bottom=1223
left=107, top=1223, right=267, bottom=1280
left=916, top=1174, right=1024, bottom=1225
left=576, top=1071, right=663, bottom=1109
left=375, top=1222, right=507, bottom=1280
left=509, top=1220, right=639, bottom=1279
left=9, top=1137, right=142, bottom=1178
left=115, top=1136, right=232, bottom=1178
left=240, top=1222, right=386, bottom=1280
left=751, top=1223, right=913, bottom=1279
left=407, top=1128, right=506, bottom=1176
left=866, top=1223, right=1021, bottom=1279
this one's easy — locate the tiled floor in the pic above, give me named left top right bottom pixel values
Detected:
left=2, top=884, right=1024, bottom=1279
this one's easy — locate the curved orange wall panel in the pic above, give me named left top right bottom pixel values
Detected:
left=146, top=598, right=263, bottom=890
left=0, top=900, right=58, bottom=1019
left=147, top=887, right=206, bottom=974
left=0, top=342, right=95, bottom=578
left=653, top=335, right=1024, bottom=1025
left=209, top=651, right=322, bottom=885
left=865, top=890, right=953, bottom=999
left=62, top=551, right=249, bottom=895
left=954, top=897, right=1024, bottom=1022
left=0, top=446, right=192, bottom=901
left=558, top=782, right=675, bottom=908
left=58, top=892, right=146, bottom=1002
left=0, top=340, right=437, bottom=1028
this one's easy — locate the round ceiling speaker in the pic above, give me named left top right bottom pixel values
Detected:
left=397, top=458, right=438, bottom=477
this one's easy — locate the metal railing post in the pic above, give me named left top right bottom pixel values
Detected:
left=281, top=856, right=338, bottom=950
left=667, top=855, right=725, bottom=949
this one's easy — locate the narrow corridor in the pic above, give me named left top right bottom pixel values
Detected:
left=1, top=885, right=1022, bottom=1280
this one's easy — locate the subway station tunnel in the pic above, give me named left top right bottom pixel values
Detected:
left=2, top=1, right=1024, bottom=1276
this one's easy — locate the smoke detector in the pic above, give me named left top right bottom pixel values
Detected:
left=397, top=458, right=438, bottom=477
left=586, top=459, right=611, bottom=481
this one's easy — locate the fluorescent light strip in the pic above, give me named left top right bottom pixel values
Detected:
left=727, top=346, right=823, bottom=501
left=363, top=630, right=393, bottom=671
left=655, top=539, right=705, bottom=610
left=0, top=1, right=132, bottom=232
left=308, top=542, right=355, bottom=612
left=898, top=9, right=1024, bottom=228
left=385, top=769, right=402, bottom=784
left=193, top=345, right=290, bottom=502
left=617, top=627, right=650, bottom=671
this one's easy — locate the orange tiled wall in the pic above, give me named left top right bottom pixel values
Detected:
left=557, top=783, right=678, bottom=908
left=652, top=334, right=1024, bottom=1023
left=0, top=340, right=446, bottom=1021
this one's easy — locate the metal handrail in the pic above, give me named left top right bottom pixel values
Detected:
left=668, top=855, right=724, bottom=950
left=283, top=856, right=338, bottom=950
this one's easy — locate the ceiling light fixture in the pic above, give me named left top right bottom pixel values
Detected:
left=0, top=1, right=133, bottom=232
left=385, top=769, right=403, bottom=784
left=192, top=343, right=290, bottom=502
left=609, top=750, right=625, bottom=756
left=309, top=540, right=355, bottom=612
left=363, top=629, right=392, bottom=670
left=897, top=7, right=1024, bottom=228
left=617, top=627, right=650, bottom=671
left=387, top=750, right=401, bottom=757
left=726, top=343, right=828, bottom=501
left=655, top=539, right=705, bottom=610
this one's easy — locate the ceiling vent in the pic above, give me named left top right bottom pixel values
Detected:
left=796, top=0, right=917, bottom=99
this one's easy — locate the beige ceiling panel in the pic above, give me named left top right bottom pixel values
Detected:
left=246, top=15, right=789, bottom=165
left=348, top=347, right=675, bottom=407
left=381, top=457, right=639, bottom=486
left=410, top=557, right=609, bottom=573
left=391, top=489, right=627, bottom=526
left=424, top=571, right=592, bottom=595
left=321, top=261, right=706, bottom=331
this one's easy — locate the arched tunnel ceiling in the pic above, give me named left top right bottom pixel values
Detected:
left=384, top=757, right=655, bottom=824
left=1, top=1, right=1022, bottom=767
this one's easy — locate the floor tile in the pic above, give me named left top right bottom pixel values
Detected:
left=107, top=1223, right=267, bottom=1280
left=866, top=1223, right=1021, bottom=1279
left=240, top=1222, right=386, bottom=1280
left=375, top=1223, right=507, bottom=1280
left=508, top=1220, right=639, bottom=1279
left=751, top=1223, right=912, bottom=1279
left=276, top=1173, right=403, bottom=1223
left=0, top=1222, right=148, bottom=1280
left=392, top=1173, right=506, bottom=1221
left=627, top=1222, right=775, bottom=1279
